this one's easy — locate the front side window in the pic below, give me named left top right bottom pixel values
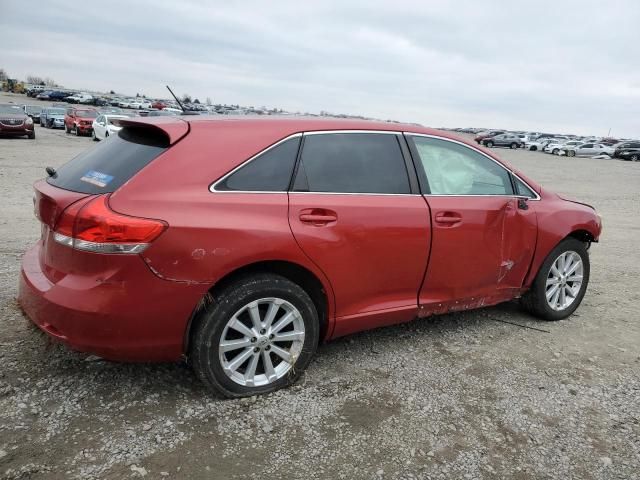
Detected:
left=409, top=136, right=514, bottom=196
left=293, top=133, right=410, bottom=194
left=215, top=136, right=301, bottom=192
left=514, top=177, right=536, bottom=198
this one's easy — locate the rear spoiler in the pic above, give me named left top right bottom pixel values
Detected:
left=112, top=117, right=190, bottom=145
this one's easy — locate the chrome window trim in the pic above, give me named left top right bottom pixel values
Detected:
left=405, top=132, right=541, bottom=201
left=209, top=129, right=541, bottom=200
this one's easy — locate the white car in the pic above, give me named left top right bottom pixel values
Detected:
left=129, top=99, right=152, bottom=109
left=563, top=143, right=614, bottom=157
left=544, top=140, right=584, bottom=154
left=525, top=137, right=565, bottom=151
left=91, top=114, right=129, bottom=141
left=67, top=93, right=94, bottom=104
left=118, top=98, right=136, bottom=108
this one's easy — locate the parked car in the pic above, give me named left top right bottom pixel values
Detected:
left=40, top=107, right=66, bottom=129
left=474, top=130, right=505, bottom=144
left=525, top=137, right=566, bottom=151
left=66, top=93, right=94, bottom=104
left=151, top=101, right=166, bottom=109
left=23, top=105, right=43, bottom=124
left=91, top=114, right=129, bottom=140
left=118, top=98, right=136, bottom=108
left=26, top=85, right=46, bottom=97
left=37, top=90, right=72, bottom=101
left=481, top=133, right=522, bottom=149
left=0, top=104, right=35, bottom=139
left=563, top=143, right=614, bottom=157
left=129, top=99, right=152, bottom=109
left=64, top=107, right=98, bottom=136
left=612, top=141, right=640, bottom=161
left=18, top=117, right=602, bottom=397
left=544, top=140, right=583, bottom=155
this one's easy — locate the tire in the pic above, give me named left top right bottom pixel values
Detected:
left=510, top=142, right=518, bottom=149
left=486, top=141, right=494, bottom=148
left=92, top=129, right=98, bottom=141
left=28, top=131, right=35, bottom=139
left=552, top=148, right=559, bottom=155
left=75, top=125, right=81, bottom=136
left=191, top=273, right=320, bottom=398
left=631, top=154, right=639, bottom=162
left=520, top=238, right=590, bottom=321
left=529, top=145, right=537, bottom=151
left=567, top=150, right=576, bottom=157
left=65, top=124, right=71, bottom=134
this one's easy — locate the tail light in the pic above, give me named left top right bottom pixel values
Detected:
left=53, top=195, right=167, bottom=254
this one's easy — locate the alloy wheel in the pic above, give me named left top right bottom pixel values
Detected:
left=545, top=251, right=583, bottom=311
left=218, top=298, right=305, bottom=387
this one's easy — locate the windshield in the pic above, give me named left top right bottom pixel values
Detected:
left=48, top=108, right=66, bottom=115
left=25, top=106, right=43, bottom=113
left=75, top=110, right=98, bottom=118
left=0, top=104, right=24, bottom=115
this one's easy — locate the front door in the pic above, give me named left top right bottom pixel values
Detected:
left=406, top=134, right=537, bottom=313
left=288, top=132, right=431, bottom=334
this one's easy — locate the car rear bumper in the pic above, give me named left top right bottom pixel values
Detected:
left=18, top=243, right=209, bottom=362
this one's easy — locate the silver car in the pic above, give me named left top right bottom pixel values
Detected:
left=481, top=133, right=523, bottom=149
left=563, top=143, right=614, bottom=157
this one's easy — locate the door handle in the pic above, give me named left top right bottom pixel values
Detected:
left=434, top=212, right=462, bottom=225
left=299, top=209, right=337, bottom=225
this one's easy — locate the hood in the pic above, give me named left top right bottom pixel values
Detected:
left=0, top=113, right=28, bottom=120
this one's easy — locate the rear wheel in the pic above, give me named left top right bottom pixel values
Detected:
left=529, top=145, right=537, bottom=151
left=521, top=238, right=590, bottom=321
left=631, top=154, right=639, bottom=162
left=552, top=148, right=559, bottom=155
left=486, top=141, right=494, bottom=147
left=28, top=131, right=35, bottom=139
left=510, top=142, right=518, bottom=149
left=191, top=274, right=319, bottom=397
left=92, top=129, right=98, bottom=141
left=567, top=150, right=576, bottom=157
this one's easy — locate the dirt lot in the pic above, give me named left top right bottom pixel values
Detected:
left=0, top=91, right=638, bottom=479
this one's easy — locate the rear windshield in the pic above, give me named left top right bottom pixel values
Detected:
left=47, top=128, right=169, bottom=194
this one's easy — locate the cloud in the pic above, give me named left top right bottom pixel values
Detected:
left=2, top=0, right=639, bottom=136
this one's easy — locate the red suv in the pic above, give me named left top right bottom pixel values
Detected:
left=19, top=117, right=602, bottom=397
left=65, top=107, right=98, bottom=136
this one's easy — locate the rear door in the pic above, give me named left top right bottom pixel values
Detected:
left=288, top=131, right=431, bottom=324
left=406, top=134, right=537, bottom=312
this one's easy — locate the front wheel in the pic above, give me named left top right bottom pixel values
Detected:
left=521, top=238, right=590, bottom=321
left=486, top=141, right=494, bottom=147
left=510, top=142, right=518, bottom=149
left=191, top=274, right=320, bottom=397
left=631, top=154, right=639, bottom=162
left=529, top=145, right=537, bottom=151
left=552, top=148, right=559, bottom=155
left=92, top=129, right=98, bottom=141
left=567, top=150, right=576, bottom=157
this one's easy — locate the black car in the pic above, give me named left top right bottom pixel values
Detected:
left=23, top=105, right=43, bottom=123
left=613, top=141, right=640, bottom=161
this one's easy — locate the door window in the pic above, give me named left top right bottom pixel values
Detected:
left=293, top=133, right=410, bottom=194
left=409, top=136, right=514, bottom=195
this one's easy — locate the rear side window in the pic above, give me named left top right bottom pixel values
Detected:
left=215, top=136, right=301, bottom=191
left=293, top=133, right=410, bottom=194
left=47, top=128, right=168, bottom=194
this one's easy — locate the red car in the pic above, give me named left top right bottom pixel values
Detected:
left=64, top=107, right=98, bottom=136
left=19, top=117, right=602, bottom=397
left=0, top=103, right=35, bottom=139
left=474, top=130, right=505, bottom=144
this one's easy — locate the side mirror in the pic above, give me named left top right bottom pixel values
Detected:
left=517, top=197, right=529, bottom=211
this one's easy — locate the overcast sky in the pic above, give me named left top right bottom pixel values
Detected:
left=3, top=1, right=639, bottom=137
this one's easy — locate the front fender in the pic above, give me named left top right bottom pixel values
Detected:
left=524, top=190, right=601, bottom=287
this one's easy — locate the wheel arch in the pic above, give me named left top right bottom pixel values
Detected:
left=183, top=260, right=331, bottom=356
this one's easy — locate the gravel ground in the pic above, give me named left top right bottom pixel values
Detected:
left=1, top=92, right=639, bottom=479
